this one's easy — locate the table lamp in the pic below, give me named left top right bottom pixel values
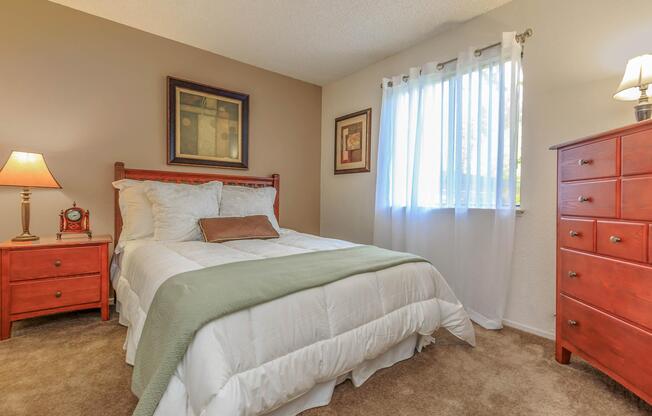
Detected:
left=0, top=151, right=61, bottom=241
left=614, top=54, right=652, bottom=122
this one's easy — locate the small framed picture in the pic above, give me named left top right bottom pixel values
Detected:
left=334, top=108, right=371, bottom=174
left=167, top=77, right=249, bottom=169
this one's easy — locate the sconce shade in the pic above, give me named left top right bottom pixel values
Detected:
left=0, top=151, right=61, bottom=189
left=614, top=54, right=652, bottom=101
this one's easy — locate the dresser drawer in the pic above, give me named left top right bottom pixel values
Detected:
left=9, top=246, right=100, bottom=281
left=596, top=221, right=647, bottom=262
left=559, top=218, right=594, bottom=252
left=622, top=129, right=652, bottom=176
left=10, top=275, right=101, bottom=315
left=559, top=180, right=617, bottom=218
left=560, top=250, right=652, bottom=330
left=649, top=225, right=652, bottom=265
left=559, top=295, right=652, bottom=396
left=560, top=139, right=618, bottom=181
left=622, top=177, right=652, bottom=221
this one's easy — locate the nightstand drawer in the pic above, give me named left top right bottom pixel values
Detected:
left=9, top=246, right=100, bottom=281
left=10, top=275, right=101, bottom=315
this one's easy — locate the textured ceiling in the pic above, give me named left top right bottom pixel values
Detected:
left=49, top=0, right=512, bottom=85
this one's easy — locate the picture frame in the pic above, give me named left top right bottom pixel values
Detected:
left=167, top=76, right=249, bottom=169
left=334, top=108, right=371, bottom=174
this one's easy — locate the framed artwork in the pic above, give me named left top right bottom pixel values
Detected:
left=167, top=77, right=249, bottom=169
left=334, top=108, right=371, bottom=174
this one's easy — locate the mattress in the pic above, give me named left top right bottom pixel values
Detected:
left=112, top=229, right=475, bottom=416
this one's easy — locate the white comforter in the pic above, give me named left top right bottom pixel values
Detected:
left=113, top=229, right=475, bottom=416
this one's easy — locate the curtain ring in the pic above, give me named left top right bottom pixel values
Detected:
left=474, top=49, right=482, bottom=57
left=436, top=63, right=444, bottom=71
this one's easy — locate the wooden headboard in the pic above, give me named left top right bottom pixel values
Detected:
left=114, top=162, right=280, bottom=243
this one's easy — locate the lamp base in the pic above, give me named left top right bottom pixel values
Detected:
left=635, top=102, right=652, bottom=121
left=12, top=232, right=39, bottom=242
left=13, top=187, right=39, bottom=242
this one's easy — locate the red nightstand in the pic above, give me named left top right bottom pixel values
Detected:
left=0, top=235, right=112, bottom=340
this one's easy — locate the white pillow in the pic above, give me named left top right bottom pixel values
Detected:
left=112, top=179, right=154, bottom=241
left=219, top=185, right=280, bottom=232
left=144, top=180, right=223, bottom=241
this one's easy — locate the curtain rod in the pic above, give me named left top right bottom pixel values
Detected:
left=380, top=28, right=533, bottom=89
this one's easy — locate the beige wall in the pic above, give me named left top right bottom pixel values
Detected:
left=321, top=0, right=652, bottom=338
left=0, top=0, right=322, bottom=242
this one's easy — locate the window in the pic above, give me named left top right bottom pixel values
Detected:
left=377, top=48, right=522, bottom=211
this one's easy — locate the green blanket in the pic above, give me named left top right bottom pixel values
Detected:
left=131, top=245, right=426, bottom=416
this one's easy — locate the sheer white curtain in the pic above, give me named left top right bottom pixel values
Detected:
left=374, top=33, right=523, bottom=329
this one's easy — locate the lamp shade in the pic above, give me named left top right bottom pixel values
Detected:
left=614, top=54, right=652, bottom=101
left=0, top=151, right=61, bottom=188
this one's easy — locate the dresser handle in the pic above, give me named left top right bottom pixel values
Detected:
left=577, top=196, right=591, bottom=203
left=569, top=230, right=580, bottom=237
left=55, top=291, right=62, bottom=298
left=568, top=271, right=578, bottom=278
left=577, top=159, right=592, bottom=166
left=54, top=260, right=62, bottom=267
left=609, top=236, right=622, bottom=243
left=567, top=320, right=578, bottom=326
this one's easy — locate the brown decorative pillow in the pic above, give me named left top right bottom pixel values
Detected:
left=199, top=215, right=280, bottom=243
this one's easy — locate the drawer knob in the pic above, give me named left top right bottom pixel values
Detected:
left=577, top=159, right=592, bottom=166
left=54, top=260, right=62, bottom=267
left=569, top=230, right=580, bottom=237
left=55, top=291, right=62, bottom=298
left=567, top=319, right=578, bottom=326
left=609, top=236, right=622, bottom=244
left=577, top=196, right=591, bottom=203
left=568, top=271, right=578, bottom=278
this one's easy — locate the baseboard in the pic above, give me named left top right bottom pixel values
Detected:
left=466, top=308, right=503, bottom=330
left=502, top=318, right=555, bottom=340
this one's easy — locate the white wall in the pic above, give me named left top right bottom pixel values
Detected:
left=320, top=0, right=652, bottom=338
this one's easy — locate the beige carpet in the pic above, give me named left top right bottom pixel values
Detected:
left=0, top=309, right=650, bottom=416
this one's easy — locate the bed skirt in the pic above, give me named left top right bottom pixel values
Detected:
left=148, top=333, right=421, bottom=416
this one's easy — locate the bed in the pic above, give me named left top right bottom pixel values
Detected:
left=111, top=162, right=476, bottom=416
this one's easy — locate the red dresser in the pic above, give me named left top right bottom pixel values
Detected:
left=551, top=120, right=652, bottom=404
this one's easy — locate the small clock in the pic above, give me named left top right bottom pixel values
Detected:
left=57, top=202, right=92, bottom=240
